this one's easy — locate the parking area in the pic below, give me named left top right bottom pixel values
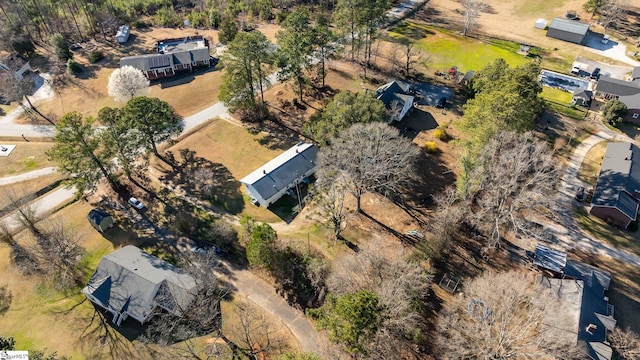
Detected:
left=410, top=82, right=454, bottom=106
left=574, top=56, right=632, bottom=80
left=539, top=70, right=590, bottom=92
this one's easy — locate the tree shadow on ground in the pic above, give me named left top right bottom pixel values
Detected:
left=161, top=148, right=244, bottom=214
left=405, top=150, right=456, bottom=211
left=393, top=108, right=439, bottom=141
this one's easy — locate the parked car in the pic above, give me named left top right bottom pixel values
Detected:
left=590, top=68, right=601, bottom=80
left=128, top=197, right=145, bottom=209
left=570, top=65, right=581, bottom=75
left=601, top=34, right=610, bottom=44
left=575, top=187, right=585, bottom=202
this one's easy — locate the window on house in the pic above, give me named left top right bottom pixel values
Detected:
left=633, top=113, right=639, bottom=119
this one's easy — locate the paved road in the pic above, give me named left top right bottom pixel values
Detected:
left=221, top=268, right=322, bottom=353
left=0, top=166, right=57, bottom=186
left=1, top=186, right=76, bottom=231
left=553, top=130, right=640, bottom=267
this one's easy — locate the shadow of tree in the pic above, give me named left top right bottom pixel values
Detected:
left=161, top=149, right=244, bottom=214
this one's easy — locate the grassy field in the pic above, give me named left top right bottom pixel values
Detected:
left=390, top=23, right=531, bottom=73
left=540, top=87, right=573, bottom=104
left=577, top=140, right=608, bottom=186
left=166, top=118, right=291, bottom=223
left=0, top=142, right=56, bottom=177
left=0, top=200, right=299, bottom=358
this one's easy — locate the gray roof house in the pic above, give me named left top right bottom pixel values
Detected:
left=631, top=66, right=640, bottom=83
left=595, top=76, right=640, bottom=123
left=546, top=18, right=590, bottom=44
left=376, top=80, right=415, bottom=123
left=82, top=246, right=196, bottom=326
left=240, top=142, right=318, bottom=208
left=571, top=87, right=593, bottom=107
left=590, top=142, right=640, bottom=228
left=537, top=260, right=615, bottom=360
left=87, top=209, right=114, bottom=233
left=120, top=36, right=211, bottom=81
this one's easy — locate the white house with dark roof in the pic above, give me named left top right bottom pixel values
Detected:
left=546, top=18, right=590, bottom=44
left=82, top=245, right=196, bottom=326
left=240, top=142, right=318, bottom=208
left=0, top=53, right=31, bottom=82
left=376, top=80, right=415, bottom=123
left=590, top=142, right=640, bottom=228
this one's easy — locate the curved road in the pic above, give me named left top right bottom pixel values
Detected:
left=554, top=129, right=640, bottom=267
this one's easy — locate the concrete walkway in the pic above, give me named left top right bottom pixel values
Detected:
left=553, top=130, right=640, bottom=267
left=0, top=166, right=57, bottom=186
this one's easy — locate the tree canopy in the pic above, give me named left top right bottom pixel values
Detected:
left=276, top=6, right=315, bottom=101
left=219, top=30, right=274, bottom=112
left=601, top=99, right=627, bottom=125
left=304, top=91, right=387, bottom=145
left=47, top=111, right=118, bottom=194
left=120, top=96, right=182, bottom=157
left=463, top=60, right=544, bottom=147
left=308, top=289, right=385, bottom=354
left=107, top=66, right=150, bottom=102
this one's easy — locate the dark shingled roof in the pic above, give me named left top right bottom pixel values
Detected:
left=572, top=87, right=593, bottom=100
left=240, top=143, right=318, bottom=203
left=591, top=142, right=640, bottom=221
left=548, top=18, right=590, bottom=35
left=596, top=76, right=640, bottom=97
left=82, top=246, right=196, bottom=324
left=87, top=209, right=111, bottom=227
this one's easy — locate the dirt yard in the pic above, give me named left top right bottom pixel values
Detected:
left=420, top=0, right=638, bottom=46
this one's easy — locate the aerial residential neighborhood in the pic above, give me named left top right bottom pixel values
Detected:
left=1, top=0, right=640, bottom=359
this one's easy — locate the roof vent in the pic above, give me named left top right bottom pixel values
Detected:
left=296, top=149, right=299, bottom=153
left=263, top=169, right=266, bottom=174
left=586, top=323, right=597, bottom=335
left=134, top=268, right=138, bottom=271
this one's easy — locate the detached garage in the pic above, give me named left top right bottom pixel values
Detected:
left=546, top=18, right=589, bottom=44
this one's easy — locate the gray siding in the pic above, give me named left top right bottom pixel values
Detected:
left=547, top=28, right=585, bottom=44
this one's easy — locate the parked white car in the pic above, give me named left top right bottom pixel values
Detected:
left=128, top=197, right=144, bottom=209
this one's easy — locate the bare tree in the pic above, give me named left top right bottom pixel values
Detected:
left=465, top=131, right=558, bottom=248
left=308, top=169, right=349, bottom=244
left=0, top=73, right=52, bottom=124
left=107, top=65, right=150, bottom=102
left=25, top=216, right=85, bottom=289
left=460, top=0, right=488, bottom=36
left=609, top=327, right=640, bottom=360
left=393, top=38, right=423, bottom=78
left=318, top=122, right=421, bottom=213
left=422, top=187, right=465, bottom=261
left=143, top=251, right=228, bottom=347
left=436, top=271, right=586, bottom=359
left=328, top=242, right=432, bottom=355
left=232, top=301, right=277, bottom=358
left=599, top=0, right=628, bottom=32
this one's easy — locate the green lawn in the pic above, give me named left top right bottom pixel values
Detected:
left=541, top=87, right=587, bottom=120
left=390, top=23, right=531, bottom=73
left=541, top=87, right=572, bottom=103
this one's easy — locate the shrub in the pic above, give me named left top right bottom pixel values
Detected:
left=87, top=50, right=104, bottom=63
left=133, top=19, right=148, bottom=29
left=187, top=10, right=208, bottom=28
left=209, top=9, right=221, bottom=29
left=424, top=141, right=439, bottom=154
left=433, top=126, right=449, bottom=141
left=155, top=7, right=181, bottom=27
left=66, top=59, right=82, bottom=75
left=51, top=33, right=71, bottom=61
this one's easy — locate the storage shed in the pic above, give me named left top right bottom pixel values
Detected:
left=546, top=18, right=589, bottom=44
left=87, top=209, right=114, bottom=233
left=116, top=25, right=130, bottom=44
left=535, top=18, right=548, bottom=30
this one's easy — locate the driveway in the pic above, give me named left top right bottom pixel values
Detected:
left=583, top=32, right=640, bottom=67
left=575, top=56, right=632, bottom=80
left=553, top=129, right=640, bottom=267
left=411, top=82, right=454, bottom=106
